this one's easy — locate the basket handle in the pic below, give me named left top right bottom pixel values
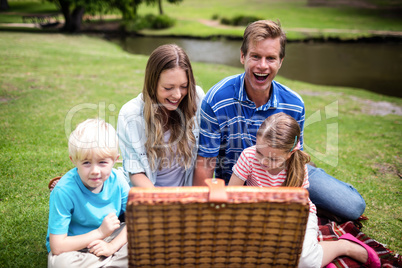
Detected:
left=205, top=178, right=228, bottom=203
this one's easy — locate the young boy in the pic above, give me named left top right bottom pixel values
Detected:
left=46, top=118, right=130, bottom=268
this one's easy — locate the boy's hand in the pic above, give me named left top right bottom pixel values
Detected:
left=97, top=213, right=120, bottom=238
left=88, top=240, right=116, bottom=257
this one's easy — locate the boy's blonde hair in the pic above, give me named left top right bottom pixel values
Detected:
left=68, top=119, right=119, bottom=162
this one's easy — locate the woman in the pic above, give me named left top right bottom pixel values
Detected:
left=117, top=44, right=205, bottom=187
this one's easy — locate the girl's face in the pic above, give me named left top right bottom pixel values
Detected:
left=156, top=67, right=188, bottom=112
left=255, top=137, right=291, bottom=171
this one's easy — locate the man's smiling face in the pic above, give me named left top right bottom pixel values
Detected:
left=241, top=37, right=283, bottom=97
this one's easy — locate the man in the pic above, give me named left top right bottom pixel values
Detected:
left=193, top=20, right=365, bottom=221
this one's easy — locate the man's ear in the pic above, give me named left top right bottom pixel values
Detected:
left=278, top=57, right=284, bottom=69
left=240, top=50, right=245, bottom=65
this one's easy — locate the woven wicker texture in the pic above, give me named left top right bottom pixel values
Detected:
left=126, top=185, right=309, bottom=268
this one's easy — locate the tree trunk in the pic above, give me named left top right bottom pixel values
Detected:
left=158, top=0, right=163, bottom=15
left=70, top=6, right=85, bottom=32
left=0, top=0, right=9, bottom=11
left=58, top=0, right=85, bottom=32
left=59, top=0, right=72, bottom=32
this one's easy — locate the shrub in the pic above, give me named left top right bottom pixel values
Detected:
left=148, top=14, right=175, bottom=29
left=121, top=14, right=175, bottom=32
left=220, top=15, right=263, bottom=26
left=121, top=16, right=149, bottom=32
left=211, top=14, right=220, bottom=20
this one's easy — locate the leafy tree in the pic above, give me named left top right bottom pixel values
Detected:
left=48, top=0, right=143, bottom=32
left=109, top=0, right=143, bottom=20
left=48, top=0, right=101, bottom=32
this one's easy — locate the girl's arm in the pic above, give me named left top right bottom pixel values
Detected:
left=228, top=173, right=245, bottom=186
left=130, top=172, right=154, bottom=188
left=49, top=213, right=120, bottom=255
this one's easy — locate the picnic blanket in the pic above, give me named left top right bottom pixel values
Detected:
left=317, top=216, right=401, bottom=268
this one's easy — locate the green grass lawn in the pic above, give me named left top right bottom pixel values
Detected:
left=1, top=0, right=401, bottom=267
left=0, top=31, right=401, bottom=267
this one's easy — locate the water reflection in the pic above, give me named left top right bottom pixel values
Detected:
left=283, top=42, right=402, bottom=98
left=115, top=36, right=402, bottom=98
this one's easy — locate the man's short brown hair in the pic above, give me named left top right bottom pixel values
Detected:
left=241, top=20, right=287, bottom=59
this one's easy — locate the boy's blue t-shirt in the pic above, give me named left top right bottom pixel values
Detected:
left=46, top=167, right=130, bottom=252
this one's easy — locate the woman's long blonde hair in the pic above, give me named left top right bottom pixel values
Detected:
left=142, top=44, right=197, bottom=171
left=257, top=112, right=310, bottom=187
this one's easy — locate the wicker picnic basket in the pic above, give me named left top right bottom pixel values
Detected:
left=126, top=179, right=309, bottom=268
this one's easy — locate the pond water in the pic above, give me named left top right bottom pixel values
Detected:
left=113, top=36, right=402, bottom=98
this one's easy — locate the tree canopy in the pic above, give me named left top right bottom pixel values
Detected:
left=48, top=0, right=181, bottom=32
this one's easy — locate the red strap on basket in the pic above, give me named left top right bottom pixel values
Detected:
left=205, top=178, right=228, bottom=203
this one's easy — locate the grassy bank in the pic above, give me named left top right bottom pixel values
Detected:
left=1, top=0, right=402, bottom=40
left=137, top=0, right=402, bottom=40
left=0, top=32, right=401, bottom=267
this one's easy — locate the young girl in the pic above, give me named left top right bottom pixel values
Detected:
left=117, top=44, right=205, bottom=187
left=229, top=112, right=380, bottom=268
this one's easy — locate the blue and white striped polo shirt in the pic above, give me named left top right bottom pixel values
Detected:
left=198, top=73, right=305, bottom=184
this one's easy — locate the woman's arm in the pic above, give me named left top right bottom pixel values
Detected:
left=129, top=172, right=154, bottom=188
left=117, top=96, right=151, bottom=182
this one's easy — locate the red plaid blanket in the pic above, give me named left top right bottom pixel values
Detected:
left=318, top=216, right=402, bottom=268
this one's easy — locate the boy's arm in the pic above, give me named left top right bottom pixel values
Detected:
left=86, top=173, right=130, bottom=257
left=49, top=229, right=104, bottom=255
left=49, top=212, right=120, bottom=255
left=88, top=225, right=127, bottom=257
